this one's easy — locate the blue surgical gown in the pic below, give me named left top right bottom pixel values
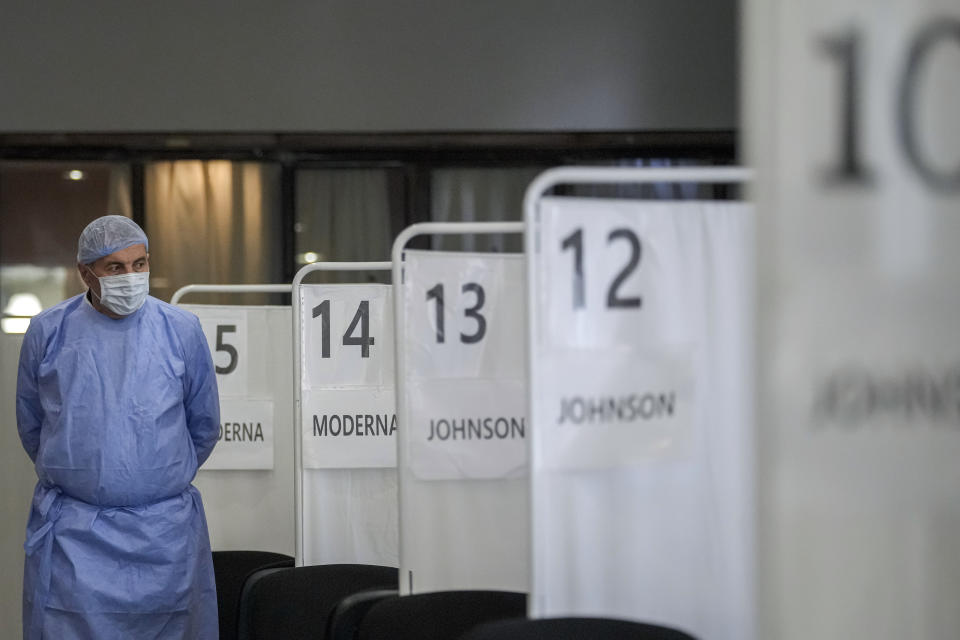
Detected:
left=16, top=293, right=220, bottom=639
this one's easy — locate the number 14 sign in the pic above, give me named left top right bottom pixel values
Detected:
left=299, top=284, right=396, bottom=468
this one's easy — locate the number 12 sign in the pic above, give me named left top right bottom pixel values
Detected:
left=530, top=196, right=703, bottom=470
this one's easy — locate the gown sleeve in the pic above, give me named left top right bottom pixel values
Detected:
left=16, top=321, right=44, bottom=463
left=182, top=316, right=220, bottom=466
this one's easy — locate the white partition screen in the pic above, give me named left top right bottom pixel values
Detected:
left=524, top=168, right=755, bottom=640
left=294, top=263, right=398, bottom=567
left=746, top=3, right=960, bottom=637
left=174, top=284, right=294, bottom=555
left=393, top=223, right=528, bottom=595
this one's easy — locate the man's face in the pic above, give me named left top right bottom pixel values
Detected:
left=78, top=243, right=150, bottom=299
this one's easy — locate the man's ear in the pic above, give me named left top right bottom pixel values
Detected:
left=78, top=263, right=93, bottom=289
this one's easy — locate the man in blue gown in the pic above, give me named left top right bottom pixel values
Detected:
left=16, top=215, right=220, bottom=639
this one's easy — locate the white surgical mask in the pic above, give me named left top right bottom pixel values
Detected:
left=88, top=270, right=150, bottom=316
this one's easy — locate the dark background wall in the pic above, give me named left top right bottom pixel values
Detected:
left=0, top=0, right=737, bottom=133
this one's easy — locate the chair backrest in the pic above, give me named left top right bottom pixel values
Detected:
left=237, top=564, right=397, bottom=640
left=326, top=588, right=398, bottom=640
left=357, top=590, right=527, bottom=640
left=212, top=550, right=294, bottom=640
left=458, top=617, right=699, bottom=640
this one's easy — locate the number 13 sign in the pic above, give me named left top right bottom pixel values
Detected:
left=400, top=249, right=528, bottom=480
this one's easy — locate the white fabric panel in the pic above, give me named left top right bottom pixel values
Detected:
left=398, top=250, right=529, bottom=593
left=186, top=305, right=295, bottom=555
left=301, top=468, right=398, bottom=566
left=746, top=2, right=960, bottom=637
left=298, top=284, right=399, bottom=566
left=528, top=197, right=755, bottom=640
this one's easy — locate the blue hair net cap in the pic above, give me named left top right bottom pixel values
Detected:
left=77, top=215, right=149, bottom=264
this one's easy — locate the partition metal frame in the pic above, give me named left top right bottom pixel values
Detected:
left=390, top=221, right=525, bottom=594
left=170, top=283, right=293, bottom=305
left=291, top=261, right=393, bottom=566
left=522, top=165, right=753, bottom=617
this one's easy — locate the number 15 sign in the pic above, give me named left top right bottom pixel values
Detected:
left=198, top=309, right=249, bottom=398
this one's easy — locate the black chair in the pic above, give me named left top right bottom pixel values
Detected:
left=237, top=563, right=398, bottom=640
left=326, top=588, right=398, bottom=640
left=212, top=550, right=294, bottom=640
left=458, top=617, right=698, bottom=640
left=356, top=590, right=527, bottom=640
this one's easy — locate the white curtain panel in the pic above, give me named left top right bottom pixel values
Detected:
left=298, top=283, right=399, bottom=567
left=528, top=197, right=756, bottom=640
left=396, top=250, right=529, bottom=594
left=188, top=305, right=295, bottom=555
